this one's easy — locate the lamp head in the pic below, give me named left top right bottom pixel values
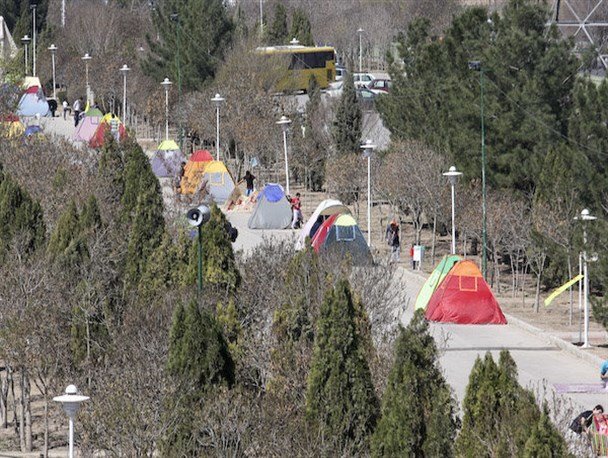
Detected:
left=211, top=93, right=225, bottom=106
left=21, top=35, right=31, bottom=44
left=48, top=44, right=57, bottom=53
left=82, top=53, right=92, bottom=61
left=276, top=115, right=291, bottom=131
left=120, top=64, right=130, bottom=73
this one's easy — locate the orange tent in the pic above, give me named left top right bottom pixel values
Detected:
left=425, top=260, right=507, bottom=325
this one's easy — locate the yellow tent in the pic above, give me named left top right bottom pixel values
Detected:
left=0, top=116, right=24, bottom=138
left=180, top=160, right=236, bottom=204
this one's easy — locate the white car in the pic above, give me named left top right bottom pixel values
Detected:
left=354, top=73, right=375, bottom=89
left=325, top=81, right=343, bottom=98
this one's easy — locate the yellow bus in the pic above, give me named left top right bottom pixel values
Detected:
left=255, top=44, right=336, bottom=92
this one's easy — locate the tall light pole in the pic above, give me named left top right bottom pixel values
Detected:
left=61, top=0, right=66, bottom=28
left=361, top=139, right=376, bottom=248
left=575, top=209, right=597, bottom=348
left=357, top=28, right=364, bottom=73
left=48, top=44, right=58, bottom=100
left=211, top=93, right=225, bottom=161
left=276, top=115, right=291, bottom=195
left=468, top=60, right=487, bottom=278
left=53, top=385, right=89, bottom=458
left=31, top=3, right=37, bottom=76
left=119, top=64, right=130, bottom=122
left=161, top=77, right=172, bottom=141
left=443, top=166, right=463, bottom=255
left=21, top=35, right=31, bottom=76
left=82, top=53, right=92, bottom=105
left=259, top=0, right=264, bottom=37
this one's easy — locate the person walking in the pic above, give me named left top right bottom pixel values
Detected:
left=243, top=170, right=256, bottom=197
left=62, top=100, right=71, bottom=120
left=290, top=192, right=302, bottom=229
left=73, top=97, right=83, bottom=127
left=386, top=219, right=400, bottom=263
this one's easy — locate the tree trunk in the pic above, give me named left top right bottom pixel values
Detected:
left=44, top=397, right=49, bottom=458
left=19, top=371, right=25, bottom=452
left=0, top=366, right=7, bottom=428
left=567, top=255, right=573, bottom=326
left=510, top=250, right=516, bottom=297
left=534, top=264, right=544, bottom=313
left=521, top=263, right=527, bottom=307
left=24, top=371, right=32, bottom=452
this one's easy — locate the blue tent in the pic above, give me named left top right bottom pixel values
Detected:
left=248, top=183, right=292, bottom=229
left=16, top=86, right=49, bottom=117
left=24, top=125, right=43, bottom=137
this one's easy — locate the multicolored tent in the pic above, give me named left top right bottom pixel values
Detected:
left=73, top=107, right=103, bottom=142
left=150, top=140, right=185, bottom=178
left=425, top=260, right=507, bottom=325
left=295, top=199, right=351, bottom=250
left=89, top=114, right=126, bottom=148
left=0, top=114, right=24, bottom=138
left=415, top=255, right=462, bottom=310
left=247, top=183, right=292, bottom=229
left=180, top=159, right=235, bottom=204
left=16, top=85, right=49, bottom=117
left=311, top=213, right=372, bottom=265
left=180, top=150, right=213, bottom=193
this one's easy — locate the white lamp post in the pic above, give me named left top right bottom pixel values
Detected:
left=61, top=0, right=66, bottom=28
left=259, top=0, right=264, bottom=37
left=120, top=64, right=130, bottom=122
left=53, top=385, right=89, bottom=458
left=31, top=3, right=37, bottom=76
left=361, top=139, right=376, bottom=247
left=21, top=35, right=31, bottom=75
left=211, top=93, right=225, bottom=161
left=357, top=28, right=364, bottom=73
left=48, top=44, right=58, bottom=100
left=276, top=115, right=291, bottom=195
left=443, top=166, right=463, bottom=255
left=82, top=53, right=92, bottom=105
left=575, top=208, right=597, bottom=348
left=161, top=77, right=172, bottom=141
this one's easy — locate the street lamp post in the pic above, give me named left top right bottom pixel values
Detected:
left=357, top=28, right=364, bottom=73
left=259, top=0, right=264, bottom=37
left=53, top=385, right=89, bottom=458
left=276, top=115, right=292, bottom=195
left=161, top=77, right=172, bottom=141
left=21, top=36, right=31, bottom=76
left=468, top=60, right=487, bottom=278
left=31, top=3, right=37, bottom=76
left=120, top=64, right=130, bottom=122
left=82, top=53, right=92, bottom=105
left=443, top=166, right=463, bottom=255
left=361, top=139, right=376, bottom=248
left=61, top=0, right=66, bottom=28
left=211, top=93, right=225, bottom=161
left=48, top=44, right=58, bottom=100
left=575, top=208, right=597, bottom=348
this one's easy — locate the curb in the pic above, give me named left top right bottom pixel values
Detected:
left=504, top=313, right=604, bottom=369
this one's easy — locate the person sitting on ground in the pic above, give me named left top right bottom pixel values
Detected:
left=601, top=359, right=608, bottom=389
left=571, top=405, right=603, bottom=435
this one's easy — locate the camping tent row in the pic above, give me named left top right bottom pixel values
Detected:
left=179, top=149, right=235, bottom=205
left=415, top=255, right=507, bottom=325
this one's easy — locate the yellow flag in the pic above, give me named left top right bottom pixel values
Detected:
left=544, top=274, right=584, bottom=306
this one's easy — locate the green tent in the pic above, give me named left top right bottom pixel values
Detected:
left=414, top=255, right=461, bottom=310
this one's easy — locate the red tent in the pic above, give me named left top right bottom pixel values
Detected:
left=425, top=260, right=507, bottom=325
left=89, top=121, right=127, bottom=148
left=190, top=149, right=213, bottom=162
left=311, top=214, right=338, bottom=252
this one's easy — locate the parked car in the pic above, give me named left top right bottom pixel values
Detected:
left=325, top=81, right=344, bottom=98
left=367, top=78, right=392, bottom=94
left=335, top=65, right=346, bottom=81
left=354, top=72, right=375, bottom=89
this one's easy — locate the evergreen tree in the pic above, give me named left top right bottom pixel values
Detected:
left=333, top=67, right=362, bottom=156
left=268, top=3, right=288, bottom=45
left=137, top=232, right=180, bottom=300
left=121, top=140, right=160, bottom=224
left=80, top=195, right=103, bottom=233
left=0, top=172, right=45, bottom=259
left=144, top=0, right=233, bottom=91
left=371, top=310, right=458, bottom=457
left=47, top=201, right=88, bottom=268
left=97, top=142, right=125, bottom=211
left=290, top=8, right=314, bottom=46
left=306, top=279, right=379, bottom=452
left=124, top=185, right=165, bottom=287
left=300, top=75, right=327, bottom=190
left=185, top=205, right=240, bottom=292
left=523, top=404, right=572, bottom=458
left=167, top=300, right=234, bottom=390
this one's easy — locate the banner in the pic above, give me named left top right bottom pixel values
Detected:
left=544, top=274, right=583, bottom=306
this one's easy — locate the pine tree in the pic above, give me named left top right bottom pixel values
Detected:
left=268, top=3, right=288, bottom=45
left=371, top=310, right=458, bottom=457
left=137, top=232, right=180, bottom=301
left=523, top=404, right=572, bottom=458
left=290, top=8, right=314, bottom=46
left=97, top=142, right=125, bottom=211
left=0, top=172, right=45, bottom=259
left=80, top=195, right=103, bottom=233
left=121, top=140, right=160, bottom=224
left=306, top=279, right=379, bottom=452
left=143, top=0, right=233, bottom=91
left=333, top=67, right=362, bottom=156
left=167, top=303, right=186, bottom=376
left=184, top=205, right=240, bottom=292
left=47, top=201, right=88, bottom=268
